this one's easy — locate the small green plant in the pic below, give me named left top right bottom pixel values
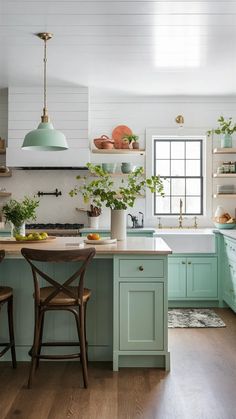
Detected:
left=122, top=134, right=139, bottom=144
left=207, top=116, right=236, bottom=137
left=69, top=163, right=164, bottom=210
left=2, top=196, right=39, bottom=227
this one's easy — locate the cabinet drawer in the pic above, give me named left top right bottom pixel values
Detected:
left=119, top=259, right=164, bottom=278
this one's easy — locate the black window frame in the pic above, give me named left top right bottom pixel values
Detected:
left=154, top=138, right=203, bottom=216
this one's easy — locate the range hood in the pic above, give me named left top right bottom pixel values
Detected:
left=6, top=147, right=90, bottom=168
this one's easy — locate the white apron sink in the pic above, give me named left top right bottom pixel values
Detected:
left=154, top=229, right=215, bottom=253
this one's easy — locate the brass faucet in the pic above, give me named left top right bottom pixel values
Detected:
left=178, top=199, right=183, bottom=228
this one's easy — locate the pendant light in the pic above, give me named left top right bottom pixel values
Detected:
left=22, top=33, right=68, bottom=151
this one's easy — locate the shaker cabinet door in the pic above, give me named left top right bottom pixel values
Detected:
left=168, top=258, right=187, bottom=299
left=119, top=282, right=164, bottom=351
left=187, top=257, right=218, bottom=298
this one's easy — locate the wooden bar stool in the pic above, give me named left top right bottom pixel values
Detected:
left=21, top=247, right=96, bottom=389
left=0, top=249, right=17, bottom=368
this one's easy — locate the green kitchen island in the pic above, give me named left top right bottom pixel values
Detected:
left=0, top=236, right=172, bottom=371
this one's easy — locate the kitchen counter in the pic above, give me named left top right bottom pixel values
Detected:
left=0, top=236, right=171, bottom=370
left=1, top=236, right=172, bottom=258
left=217, top=229, right=236, bottom=240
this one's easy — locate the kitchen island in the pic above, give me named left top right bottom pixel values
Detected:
left=0, top=237, right=172, bottom=370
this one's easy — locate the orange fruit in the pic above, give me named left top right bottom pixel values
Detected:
left=87, top=233, right=100, bottom=240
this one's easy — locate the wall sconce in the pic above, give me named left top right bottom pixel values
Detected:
left=175, top=115, right=184, bottom=127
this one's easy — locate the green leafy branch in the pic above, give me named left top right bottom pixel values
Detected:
left=69, top=163, right=164, bottom=211
left=207, top=116, right=236, bottom=137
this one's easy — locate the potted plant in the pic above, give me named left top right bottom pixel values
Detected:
left=2, top=196, right=39, bottom=237
left=207, top=116, right=236, bottom=148
left=122, top=134, right=139, bottom=150
left=69, top=163, right=164, bottom=240
left=69, top=175, right=103, bottom=229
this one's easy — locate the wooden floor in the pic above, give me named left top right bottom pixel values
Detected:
left=0, top=308, right=236, bottom=419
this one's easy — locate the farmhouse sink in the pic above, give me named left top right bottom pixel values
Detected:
left=154, top=229, right=215, bottom=253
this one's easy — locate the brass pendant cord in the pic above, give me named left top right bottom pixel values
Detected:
left=43, top=38, right=47, bottom=118
left=37, top=33, right=53, bottom=123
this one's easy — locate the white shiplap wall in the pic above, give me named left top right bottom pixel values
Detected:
left=90, top=90, right=236, bottom=226
left=7, top=86, right=90, bottom=167
left=0, top=88, right=236, bottom=226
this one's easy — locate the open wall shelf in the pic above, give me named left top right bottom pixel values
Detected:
left=91, top=148, right=145, bottom=155
left=214, top=194, right=236, bottom=198
left=213, top=148, right=236, bottom=154
left=213, top=173, right=236, bottom=178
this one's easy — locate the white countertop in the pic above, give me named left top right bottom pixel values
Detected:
left=217, top=230, right=236, bottom=240
left=1, top=236, right=172, bottom=258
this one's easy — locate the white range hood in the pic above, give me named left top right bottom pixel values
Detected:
left=6, top=147, right=90, bottom=168
left=7, top=86, right=90, bottom=168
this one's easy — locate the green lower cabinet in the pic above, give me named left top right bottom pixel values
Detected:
left=113, top=255, right=170, bottom=371
left=223, top=255, right=236, bottom=312
left=168, top=258, right=187, bottom=298
left=168, top=256, right=218, bottom=300
left=119, top=282, right=164, bottom=351
left=187, top=257, right=218, bottom=298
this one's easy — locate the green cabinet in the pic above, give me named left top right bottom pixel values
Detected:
left=119, top=282, right=163, bottom=351
left=113, top=255, right=169, bottom=371
left=168, top=257, right=186, bottom=298
left=168, top=256, right=218, bottom=300
left=222, top=237, right=236, bottom=312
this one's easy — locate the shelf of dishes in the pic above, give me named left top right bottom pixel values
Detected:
left=91, top=163, right=143, bottom=175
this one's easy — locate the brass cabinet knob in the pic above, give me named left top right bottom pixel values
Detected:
left=139, top=266, right=144, bottom=271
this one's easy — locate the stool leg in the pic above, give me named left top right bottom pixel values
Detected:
left=36, top=311, right=45, bottom=369
left=84, top=301, right=88, bottom=364
left=7, top=296, right=17, bottom=369
left=75, top=307, right=88, bottom=388
left=28, top=308, right=42, bottom=388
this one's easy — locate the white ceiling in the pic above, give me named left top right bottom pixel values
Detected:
left=0, top=0, right=236, bottom=95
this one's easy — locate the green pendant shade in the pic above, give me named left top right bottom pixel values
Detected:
left=22, top=121, right=68, bottom=151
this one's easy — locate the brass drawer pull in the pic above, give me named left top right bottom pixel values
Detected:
left=139, top=266, right=144, bottom=271
left=188, top=261, right=192, bottom=265
left=182, top=261, right=186, bottom=264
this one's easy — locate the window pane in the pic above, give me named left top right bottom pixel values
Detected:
left=162, top=178, right=170, bottom=195
left=186, top=142, right=200, bottom=159
left=186, top=179, right=201, bottom=195
left=171, top=141, right=185, bottom=159
left=186, top=197, right=201, bottom=213
left=171, top=160, right=185, bottom=176
left=154, top=139, right=203, bottom=216
left=171, top=178, right=185, bottom=195
left=186, top=160, right=200, bottom=176
left=171, top=196, right=185, bottom=214
left=156, top=196, right=170, bottom=214
left=155, top=160, right=170, bottom=176
left=155, top=141, right=170, bottom=159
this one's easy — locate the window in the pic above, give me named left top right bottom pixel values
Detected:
left=154, top=139, right=203, bottom=215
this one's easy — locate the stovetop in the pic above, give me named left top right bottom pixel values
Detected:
left=26, top=223, right=84, bottom=230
